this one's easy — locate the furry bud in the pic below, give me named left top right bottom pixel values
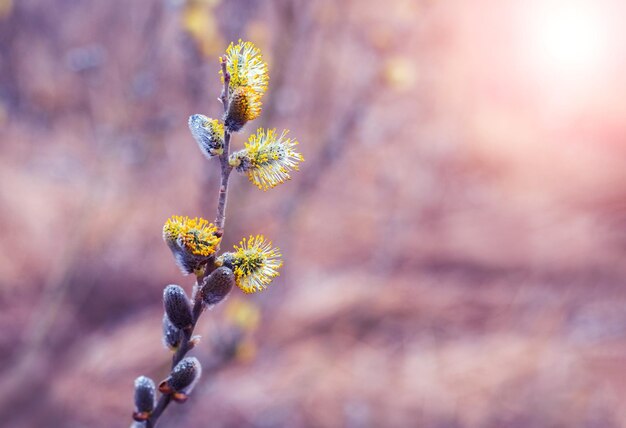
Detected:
left=188, top=114, right=224, bottom=157
left=133, top=376, right=156, bottom=421
left=162, top=314, right=181, bottom=350
left=201, top=266, right=235, bottom=305
left=163, top=285, right=193, bottom=330
left=224, top=86, right=261, bottom=132
left=159, top=357, right=202, bottom=402
left=217, top=252, right=235, bottom=269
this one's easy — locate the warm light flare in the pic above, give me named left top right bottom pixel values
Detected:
left=522, top=0, right=612, bottom=82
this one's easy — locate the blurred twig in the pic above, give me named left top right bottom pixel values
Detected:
left=287, top=0, right=369, bottom=211
left=260, top=0, right=311, bottom=125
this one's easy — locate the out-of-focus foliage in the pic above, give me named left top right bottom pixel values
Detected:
left=181, top=0, right=223, bottom=57
left=1, top=0, right=626, bottom=427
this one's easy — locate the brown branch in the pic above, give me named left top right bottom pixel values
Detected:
left=214, top=131, right=232, bottom=236
left=214, top=55, right=234, bottom=238
left=219, top=55, right=230, bottom=111
left=146, top=54, right=234, bottom=428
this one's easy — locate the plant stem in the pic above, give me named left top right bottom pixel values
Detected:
left=219, top=55, right=230, bottom=112
left=214, top=131, right=233, bottom=236
left=215, top=55, right=233, bottom=237
left=146, top=55, right=234, bottom=428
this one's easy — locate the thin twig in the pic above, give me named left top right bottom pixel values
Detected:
left=146, top=55, right=234, bottom=428
left=219, top=55, right=230, bottom=112
left=215, top=56, right=233, bottom=236
left=214, top=131, right=232, bottom=235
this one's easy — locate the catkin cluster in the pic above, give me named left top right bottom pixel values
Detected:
left=131, top=40, right=303, bottom=427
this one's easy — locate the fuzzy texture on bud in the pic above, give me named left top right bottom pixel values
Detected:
left=163, top=216, right=221, bottom=274
left=133, top=376, right=156, bottom=421
left=162, top=314, right=182, bottom=350
left=229, top=128, right=303, bottom=191
left=188, top=114, right=224, bottom=157
left=224, top=86, right=262, bottom=132
left=163, top=285, right=193, bottom=330
left=201, top=266, right=235, bottom=305
left=160, top=357, right=202, bottom=395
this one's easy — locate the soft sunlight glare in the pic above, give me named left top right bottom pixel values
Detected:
left=524, top=1, right=610, bottom=82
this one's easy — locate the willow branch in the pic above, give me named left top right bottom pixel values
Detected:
left=214, top=56, right=233, bottom=237
left=214, top=132, right=232, bottom=236
left=147, top=55, right=235, bottom=428
left=219, top=55, right=230, bottom=111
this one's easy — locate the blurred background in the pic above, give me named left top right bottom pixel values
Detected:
left=1, top=0, right=626, bottom=426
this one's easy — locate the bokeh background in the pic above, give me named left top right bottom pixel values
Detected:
left=2, top=0, right=626, bottom=426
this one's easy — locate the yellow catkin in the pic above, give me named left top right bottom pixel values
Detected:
left=221, top=40, right=269, bottom=96
left=229, top=128, right=304, bottom=191
left=220, top=235, right=282, bottom=293
left=224, top=87, right=262, bottom=132
left=163, top=216, right=220, bottom=257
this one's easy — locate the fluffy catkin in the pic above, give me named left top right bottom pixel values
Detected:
left=201, top=266, right=235, bottom=305
left=163, top=285, right=193, bottom=330
left=133, top=376, right=156, bottom=414
left=168, top=357, right=202, bottom=392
